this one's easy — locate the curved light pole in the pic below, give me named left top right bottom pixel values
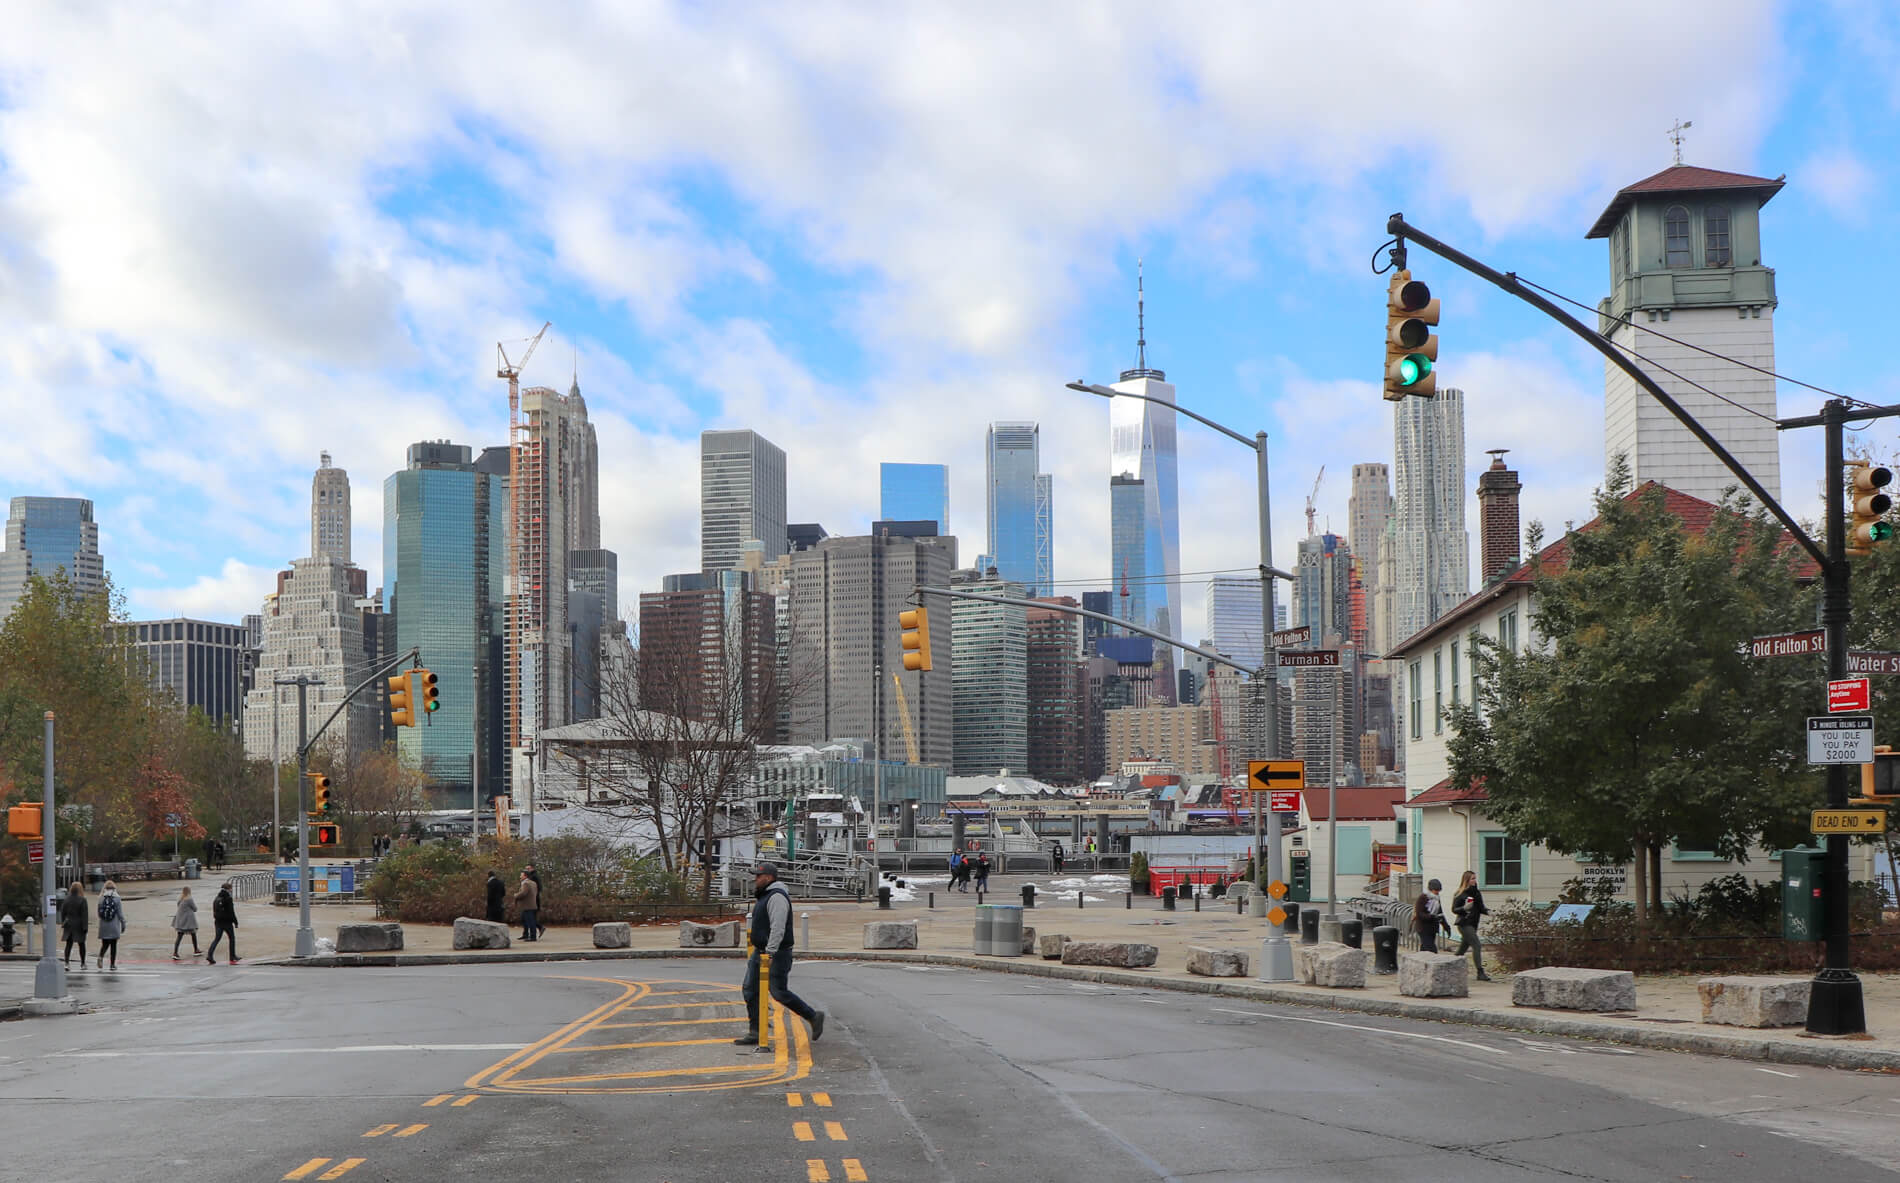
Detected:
left=1067, top=379, right=1294, bottom=981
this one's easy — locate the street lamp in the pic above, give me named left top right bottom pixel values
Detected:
left=1066, top=378, right=1294, bottom=982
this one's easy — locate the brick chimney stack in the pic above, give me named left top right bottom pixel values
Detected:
left=1476, top=449, right=1522, bottom=583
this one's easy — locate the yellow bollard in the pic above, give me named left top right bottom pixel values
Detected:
left=757, top=952, right=774, bottom=1050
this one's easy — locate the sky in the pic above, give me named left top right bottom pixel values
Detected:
left=2, top=1, right=1896, bottom=646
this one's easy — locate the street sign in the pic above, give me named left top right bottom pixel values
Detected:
left=27, top=842, right=42, bottom=864
left=1267, top=879, right=1288, bottom=900
left=1277, top=649, right=1341, bottom=668
left=1829, top=678, right=1872, bottom=714
left=1812, top=809, right=1888, bottom=835
left=1270, top=625, right=1311, bottom=646
left=1847, top=651, right=1900, bottom=675
left=1248, top=760, right=1306, bottom=790
left=1267, top=790, right=1302, bottom=813
left=1750, top=629, right=1826, bottom=658
left=1267, top=905, right=1287, bottom=926
left=1808, top=716, right=1874, bottom=765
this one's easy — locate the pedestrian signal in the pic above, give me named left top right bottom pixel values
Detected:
left=310, top=823, right=339, bottom=848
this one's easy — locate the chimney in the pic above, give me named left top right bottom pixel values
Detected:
left=1476, top=449, right=1522, bottom=583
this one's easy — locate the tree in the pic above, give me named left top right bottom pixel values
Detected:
left=336, top=741, right=432, bottom=851
left=136, top=753, right=206, bottom=858
left=1447, top=466, right=1820, bottom=920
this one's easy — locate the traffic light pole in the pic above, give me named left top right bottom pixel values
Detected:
left=33, top=711, right=65, bottom=1004
left=1385, top=213, right=1883, bottom=1033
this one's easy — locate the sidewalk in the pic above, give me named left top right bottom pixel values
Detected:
left=202, top=875, right=1900, bottom=1073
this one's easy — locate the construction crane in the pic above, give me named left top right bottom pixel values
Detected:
left=1304, top=464, right=1326, bottom=537
left=890, top=672, right=921, bottom=764
left=497, top=322, right=551, bottom=756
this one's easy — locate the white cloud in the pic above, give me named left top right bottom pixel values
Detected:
left=132, top=559, right=283, bottom=622
left=1800, top=148, right=1876, bottom=224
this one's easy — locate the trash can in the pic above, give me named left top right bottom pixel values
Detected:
left=1281, top=903, right=1302, bottom=935
left=1371, top=926, right=1399, bottom=974
left=1299, top=908, right=1320, bottom=945
left=85, top=866, right=104, bottom=889
left=184, top=858, right=201, bottom=881
left=972, top=904, right=995, bottom=955
left=1339, top=919, right=1363, bottom=949
left=876, top=885, right=891, bottom=910
left=1021, top=884, right=1036, bottom=909
left=988, top=904, right=1024, bottom=958
left=1161, top=886, right=1176, bottom=911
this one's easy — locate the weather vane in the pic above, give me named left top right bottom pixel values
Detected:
left=1668, top=119, right=1693, bottom=165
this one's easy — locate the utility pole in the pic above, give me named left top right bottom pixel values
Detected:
left=270, top=685, right=280, bottom=864
left=33, top=712, right=64, bottom=1004
left=293, top=677, right=314, bottom=958
left=472, top=662, right=481, bottom=843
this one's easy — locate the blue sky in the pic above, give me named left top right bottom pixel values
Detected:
left=1, top=1, right=1894, bottom=644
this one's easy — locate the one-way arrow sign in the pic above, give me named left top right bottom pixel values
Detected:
left=1248, top=759, right=1306, bottom=790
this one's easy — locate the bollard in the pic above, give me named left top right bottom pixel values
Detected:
left=1022, top=884, right=1036, bottom=909
left=928, top=891, right=934, bottom=909
left=1340, top=918, right=1363, bottom=949
left=1078, top=890, right=1084, bottom=909
left=757, top=952, right=775, bottom=1050
left=977, top=890, right=984, bottom=906
left=801, top=911, right=811, bottom=951
left=1371, top=925, right=1399, bottom=974
left=1124, top=892, right=1131, bottom=910
left=1236, top=898, right=1244, bottom=915
left=1161, top=886, right=1176, bottom=911
left=1281, top=904, right=1302, bottom=936
left=1193, top=893, right=1200, bottom=913
left=22, top=916, right=32, bottom=957
left=1300, top=908, right=1319, bottom=945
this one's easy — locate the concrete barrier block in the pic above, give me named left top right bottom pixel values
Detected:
left=1698, top=976, right=1810, bottom=1028
left=1311, top=944, right=1367, bottom=988
left=1513, top=966, right=1636, bottom=1012
left=678, top=920, right=742, bottom=948
left=335, top=922, right=402, bottom=953
left=593, top=922, right=632, bottom=949
left=451, top=917, right=511, bottom=950
left=1020, top=926, right=1037, bottom=955
left=1060, top=940, right=1159, bottom=968
left=1185, top=946, right=1250, bottom=977
left=1038, top=932, right=1069, bottom=960
left=1399, top=952, right=1469, bottom=997
left=863, top=920, right=919, bottom=950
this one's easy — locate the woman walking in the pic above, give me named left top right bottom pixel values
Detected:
left=96, top=881, right=127, bottom=970
left=171, top=886, right=200, bottom=959
left=59, top=881, right=90, bottom=970
left=1451, top=870, right=1493, bottom=981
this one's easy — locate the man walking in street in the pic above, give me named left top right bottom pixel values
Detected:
left=735, top=862, right=824, bottom=1047
left=206, top=880, right=239, bottom=965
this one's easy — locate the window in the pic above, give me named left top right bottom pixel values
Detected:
left=1673, top=824, right=1728, bottom=862
left=1408, top=660, right=1422, bottom=739
left=1499, top=609, right=1518, bottom=654
left=1663, top=205, right=1691, bottom=267
left=1470, top=629, right=1481, bottom=707
left=1433, top=649, right=1444, bottom=734
left=1450, top=641, right=1461, bottom=708
left=1480, top=832, right=1525, bottom=888
left=1704, top=205, right=1730, bottom=268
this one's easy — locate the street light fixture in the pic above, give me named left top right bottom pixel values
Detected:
left=1066, top=377, right=1294, bottom=982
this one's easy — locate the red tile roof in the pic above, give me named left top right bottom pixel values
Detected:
left=1406, top=777, right=1489, bottom=807
left=1388, top=482, right=1817, bottom=657
left=1588, top=165, right=1785, bottom=238
left=1303, top=785, right=1407, bottom=821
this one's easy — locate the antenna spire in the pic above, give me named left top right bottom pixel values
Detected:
left=1667, top=118, right=1693, bottom=165
left=1136, top=257, right=1147, bottom=372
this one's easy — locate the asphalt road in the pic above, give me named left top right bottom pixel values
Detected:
left=2, top=957, right=1896, bottom=1182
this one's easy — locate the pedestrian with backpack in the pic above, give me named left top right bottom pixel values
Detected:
left=96, top=881, right=127, bottom=970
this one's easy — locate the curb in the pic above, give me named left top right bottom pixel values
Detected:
left=272, top=945, right=1900, bottom=1073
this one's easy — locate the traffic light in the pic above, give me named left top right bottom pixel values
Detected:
left=310, top=823, right=339, bottom=848
left=1860, top=746, right=1900, bottom=800
left=6, top=801, right=42, bottom=839
left=899, top=606, right=933, bottom=672
left=310, top=774, right=332, bottom=817
left=1383, top=269, right=1439, bottom=400
left=1846, top=460, right=1894, bottom=555
left=416, top=668, right=440, bottom=721
left=388, top=671, right=416, bottom=728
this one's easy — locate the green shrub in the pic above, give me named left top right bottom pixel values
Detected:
left=1130, top=851, right=1149, bottom=888
left=364, top=835, right=704, bottom=925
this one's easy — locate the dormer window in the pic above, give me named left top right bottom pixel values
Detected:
left=1704, top=205, right=1731, bottom=267
left=1663, top=205, right=1692, bottom=267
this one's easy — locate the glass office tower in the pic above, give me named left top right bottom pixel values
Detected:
left=0, top=496, right=106, bottom=621
left=879, top=463, right=949, bottom=533
left=985, top=423, right=1052, bottom=595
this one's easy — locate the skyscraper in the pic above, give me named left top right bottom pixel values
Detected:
left=880, top=463, right=949, bottom=534
left=1026, top=597, right=1088, bottom=786
left=638, top=571, right=778, bottom=732
left=1109, top=474, right=1149, bottom=636
left=702, top=429, right=787, bottom=573
left=1392, top=388, right=1469, bottom=644
left=949, top=569, right=1028, bottom=776
left=0, top=496, right=106, bottom=621
left=1348, top=463, right=1394, bottom=652
left=1590, top=164, right=1783, bottom=502
left=985, top=423, right=1052, bottom=595
left=242, top=455, right=378, bottom=765
left=509, top=382, right=603, bottom=784
left=384, top=441, right=501, bottom=793
left=115, top=618, right=249, bottom=725
left=311, top=452, right=351, bottom=564
left=1204, top=576, right=1264, bottom=670
left=1293, top=534, right=1355, bottom=645
left=1108, top=295, right=1180, bottom=643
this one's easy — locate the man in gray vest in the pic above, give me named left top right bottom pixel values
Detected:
left=735, top=862, right=825, bottom=1045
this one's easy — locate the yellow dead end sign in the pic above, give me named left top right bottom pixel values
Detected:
left=1267, top=905, right=1287, bottom=926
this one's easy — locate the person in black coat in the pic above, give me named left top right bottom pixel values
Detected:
left=485, top=871, right=506, bottom=922
left=59, top=881, right=89, bottom=970
left=1451, top=870, right=1492, bottom=981
left=206, top=881, right=240, bottom=965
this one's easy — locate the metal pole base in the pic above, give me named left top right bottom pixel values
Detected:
left=23, top=995, right=78, bottom=1016
left=1258, top=935, right=1294, bottom=982
left=294, top=926, right=316, bottom=958
left=1805, top=969, right=1866, bottom=1035
left=33, top=958, right=67, bottom=1000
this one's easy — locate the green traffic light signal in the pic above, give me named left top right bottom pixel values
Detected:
left=1871, top=522, right=1895, bottom=543
left=1396, top=355, right=1432, bottom=387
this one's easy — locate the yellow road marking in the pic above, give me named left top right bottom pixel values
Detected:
left=824, top=1121, right=848, bottom=1142
left=812, top=1092, right=833, bottom=1107
left=560, top=1037, right=737, bottom=1053
left=806, top=1160, right=831, bottom=1182
left=593, top=1016, right=746, bottom=1030
left=616, top=999, right=740, bottom=1011
left=394, top=1124, right=428, bottom=1138
left=843, top=1160, right=868, bottom=1182
left=793, top=1121, right=816, bottom=1142
left=283, top=1160, right=330, bottom=1181
left=787, top=1092, right=804, bottom=1107
left=363, top=1124, right=399, bottom=1137
left=464, top=977, right=651, bottom=1091
left=451, top=1094, right=479, bottom=1107
left=509, top=1062, right=774, bottom=1086
left=318, top=1160, right=365, bottom=1181
left=423, top=1094, right=453, bottom=1107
